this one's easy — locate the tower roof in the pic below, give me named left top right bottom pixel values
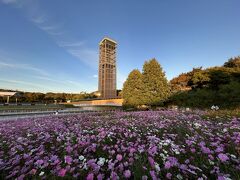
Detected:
left=99, top=37, right=117, bottom=45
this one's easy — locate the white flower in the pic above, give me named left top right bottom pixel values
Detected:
left=39, top=171, right=44, bottom=176
left=97, top=157, right=106, bottom=166
left=83, top=163, right=88, bottom=170
left=177, top=174, right=183, bottom=180
left=174, top=150, right=180, bottom=155
left=223, top=128, right=228, bottom=133
left=208, top=159, right=214, bottom=165
left=163, top=149, right=168, bottom=154
left=165, top=139, right=171, bottom=144
left=155, top=163, right=160, bottom=172
left=194, top=123, right=201, bottom=128
left=79, top=155, right=85, bottom=161
left=211, top=105, right=215, bottom=110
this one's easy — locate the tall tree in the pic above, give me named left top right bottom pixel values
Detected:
left=122, top=69, right=144, bottom=107
left=142, top=59, right=170, bottom=106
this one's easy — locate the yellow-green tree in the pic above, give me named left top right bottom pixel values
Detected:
left=122, top=69, right=144, bottom=107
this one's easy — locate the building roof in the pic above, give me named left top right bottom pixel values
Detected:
left=99, top=37, right=117, bottom=45
left=0, top=92, right=17, bottom=96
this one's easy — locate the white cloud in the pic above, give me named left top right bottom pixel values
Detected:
left=66, top=80, right=82, bottom=87
left=34, top=76, right=84, bottom=88
left=0, top=78, right=52, bottom=92
left=58, top=41, right=86, bottom=47
left=67, top=48, right=98, bottom=68
left=0, top=61, right=49, bottom=76
left=30, top=15, right=46, bottom=24
left=93, top=74, right=98, bottom=78
left=2, top=0, right=99, bottom=81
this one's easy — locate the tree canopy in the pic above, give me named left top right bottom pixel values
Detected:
left=122, top=59, right=170, bottom=107
left=122, top=69, right=144, bottom=107
left=142, top=59, right=170, bottom=106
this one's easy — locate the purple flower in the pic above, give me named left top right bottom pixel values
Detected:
left=164, top=157, right=178, bottom=169
left=66, top=146, right=73, bottom=153
left=215, top=147, right=224, bottom=153
left=148, top=146, right=157, bottom=156
left=148, top=156, right=155, bottom=168
left=97, top=174, right=103, bottom=180
left=35, top=159, right=44, bottom=167
left=64, top=156, right=73, bottom=165
left=124, top=170, right=131, bottom=178
left=218, top=153, right=229, bottom=162
left=150, top=170, right=157, bottom=180
left=86, top=173, right=94, bottom=180
left=164, top=161, right=171, bottom=169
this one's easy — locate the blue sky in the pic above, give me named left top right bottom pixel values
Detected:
left=0, top=0, right=239, bottom=93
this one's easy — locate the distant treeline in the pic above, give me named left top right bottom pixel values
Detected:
left=168, top=56, right=240, bottom=108
left=0, top=90, right=122, bottom=103
left=0, top=91, right=98, bottom=103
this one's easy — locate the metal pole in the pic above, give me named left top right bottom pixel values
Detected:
left=7, top=96, right=9, bottom=104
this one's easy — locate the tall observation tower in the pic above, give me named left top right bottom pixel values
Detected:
left=98, top=37, right=117, bottom=99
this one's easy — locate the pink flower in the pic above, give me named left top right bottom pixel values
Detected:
left=218, top=153, right=229, bottom=162
left=110, top=150, right=116, bottom=155
left=58, top=168, right=67, bottom=177
left=190, top=148, right=196, bottom=153
left=116, top=154, right=123, bottom=161
left=166, top=173, right=172, bottom=179
left=30, top=169, right=37, bottom=175
left=86, top=173, right=94, bottom=180
left=129, top=148, right=136, bottom=154
left=124, top=170, right=131, bottom=178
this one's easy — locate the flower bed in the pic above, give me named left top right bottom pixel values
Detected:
left=0, top=110, right=240, bottom=179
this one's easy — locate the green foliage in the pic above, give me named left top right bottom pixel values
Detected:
left=142, top=59, right=170, bottom=106
left=224, top=56, right=240, bottom=68
left=207, top=68, right=231, bottom=90
left=189, top=69, right=210, bottom=89
left=0, top=90, right=97, bottom=103
left=122, top=69, right=144, bottom=107
left=122, top=59, right=170, bottom=107
left=218, top=81, right=240, bottom=106
left=168, top=56, right=240, bottom=109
